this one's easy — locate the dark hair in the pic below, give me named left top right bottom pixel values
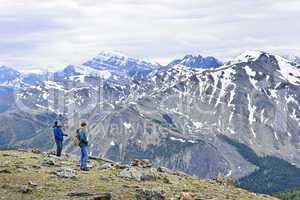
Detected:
left=81, top=122, right=87, bottom=127
left=54, top=121, right=58, bottom=126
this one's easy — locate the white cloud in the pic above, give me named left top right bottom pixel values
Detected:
left=0, top=0, right=299, bottom=70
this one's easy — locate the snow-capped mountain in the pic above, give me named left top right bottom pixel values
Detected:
left=0, top=66, right=20, bottom=84
left=167, top=54, right=222, bottom=69
left=1, top=50, right=300, bottom=193
left=82, top=51, right=161, bottom=78
left=283, top=54, right=300, bottom=65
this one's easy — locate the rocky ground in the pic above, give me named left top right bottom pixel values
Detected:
left=0, top=150, right=277, bottom=200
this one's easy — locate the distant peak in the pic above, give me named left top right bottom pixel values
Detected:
left=0, top=66, right=20, bottom=73
left=0, top=65, right=14, bottom=70
left=282, top=54, right=300, bottom=64
left=234, top=50, right=265, bottom=60
left=168, top=54, right=222, bottom=69
left=97, top=50, right=128, bottom=58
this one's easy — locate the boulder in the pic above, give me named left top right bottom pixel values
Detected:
left=179, top=192, right=194, bottom=200
left=56, top=167, right=77, bottom=178
left=131, top=159, right=152, bottom=168
left=15, top=164, right=29, bottom=171
left=136, top=188, right=165, bottom=200
left=66, top=192, right=112, bottom=200
left=119, top=167, right=158, bottom=181
left=32, top=164, right=42, bottom=169
left=66, top=192, right=96, bottom=197
left=157, top=167, right=188, bottom=177
left=19, top=185, right=32, bottom=193
left=31, top=149, right=42, bottom=154
left=115, top=164, right=129, bottom=169
left=38, top=158, right=56, bottom=167
left=162, top=176, right=171, bottom=184
left=89, top=193, right=112, bottom=200
left=120, top=167, right=143, bottom=181
left=28, top=181, right=38, bottom=187
left=215, top=173, right=235, bottom=186
left=99, top=163, right=114, bottom=170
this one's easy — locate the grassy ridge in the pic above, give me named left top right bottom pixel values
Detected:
left=0, top=150, right=277, bottom=200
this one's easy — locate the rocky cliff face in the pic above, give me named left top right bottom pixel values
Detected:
left=0, top=50, right=300, bottom=189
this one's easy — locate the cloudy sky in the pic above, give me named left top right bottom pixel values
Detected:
left=0, top=0, right=300, bottom=71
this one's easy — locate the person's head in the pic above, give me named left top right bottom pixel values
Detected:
left=54, top=121, right=61, bottom=127
left=81, top=122, right=87, bottom=128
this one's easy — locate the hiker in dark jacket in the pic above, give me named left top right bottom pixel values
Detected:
left=53, top=121, right=67, bottom=157
left=77, top=122, right=89, bottom=171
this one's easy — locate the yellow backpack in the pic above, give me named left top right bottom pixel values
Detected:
left=73, top=129, right=80, bottom=146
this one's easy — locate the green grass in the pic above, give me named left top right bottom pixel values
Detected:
left=0, top=150, right=277, bottom=200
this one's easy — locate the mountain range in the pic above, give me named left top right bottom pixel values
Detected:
left=0, top=50, right=300, bottom=195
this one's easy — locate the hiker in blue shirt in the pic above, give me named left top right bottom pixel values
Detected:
left=53, top=121, right=67, bottom=157
left=77, top=122, right=89, bottom=171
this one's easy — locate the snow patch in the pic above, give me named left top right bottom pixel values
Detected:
left=110, top=141, right=116, bottom=146
left=123, top=122, right=132, bottom=129
left=233, top=50, right=263, bottom=63
left=245, top=66, right=258, bottom=88
left=226, top=170, right=232, bottom=177
left=170, top=137, right=185, bottom=143
left=276, top=55, right=300, bottom=86
left=98, top=70, right=111, bottom=79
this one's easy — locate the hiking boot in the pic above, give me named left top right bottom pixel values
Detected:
left=81, top=167, right=89, bottom=171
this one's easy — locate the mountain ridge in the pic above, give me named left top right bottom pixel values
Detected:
left=1, top=49, right=300, bottom=195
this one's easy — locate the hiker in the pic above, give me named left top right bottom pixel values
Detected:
left=76, top=122, right=89, bottom=171
left=53, top=121, right=67, bottom=157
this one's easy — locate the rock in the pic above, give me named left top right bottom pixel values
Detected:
left=99, top=163, right=114, bottom=170
left=120, top=167, right=143, bottom=181
left=19, top=185, right=32, bottom=193
left=215, top=173, right=235, bottom=186
left=119, top=167, right=158, bottom=181
left=157, top=167, right=171, bottom=173
left=115, top=164, right=129, bottom=170
left=136, top=188, right=165, bottom=200
left=89, top=156, right=116, bottom=164
left=0, top=169, right=11, bottom=174
left=66, top=192, right=96, bottom=197
left=162, top=176, right=171, bottom=184
left=66, top=192, right=112, bottom=199
left=157, top=167, right=188, bottom=177
left=178, top=192, right=194, bottom=200
left=89, top=193, right=112, bottom=200
left=28, top=181, right=38, bottom=187
left=39, top=158, right=56, bottom=167
left=56, top=168, right=77, bottom=178
left=131, top=159, right=152, bottom=168
left=173, top=192, right=202, bottom=200
left=48, top=151, right=56, bottom=156
left=32, top=164, right=42, bottom=169
left=87, top=163, right=94, bottom=169
left=15, top=164, right=28, bottom=170
left=31, top=149, right=42, bottom=154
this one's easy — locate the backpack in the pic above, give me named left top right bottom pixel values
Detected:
left=73, top=129, right=80, bottom=146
